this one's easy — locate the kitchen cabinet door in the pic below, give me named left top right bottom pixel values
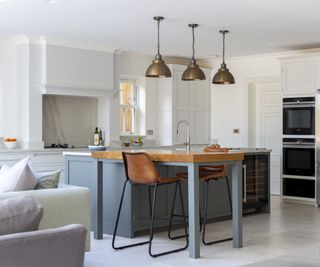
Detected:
left=282, top=60, right=318, bottom=97
left=173, top=70, right=210, bottom=145
left=174, top=71, right=189, bottom=109
left=189, top=110, right=210, bottom=144
left=189, top=80, right=208, bottom=108
left=157, top=64, right=211, bottom=146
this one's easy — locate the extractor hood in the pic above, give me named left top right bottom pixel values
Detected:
left=39, top=83, right=117, bottom=98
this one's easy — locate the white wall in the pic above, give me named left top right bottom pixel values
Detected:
left=211, top=55, right=281, bottom=147
left=0, top=38, right=18, bottom=139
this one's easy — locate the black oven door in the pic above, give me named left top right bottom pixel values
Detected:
left=283, top=106, right=315, bottom=135
left=283, top=146, right=315, bottom=177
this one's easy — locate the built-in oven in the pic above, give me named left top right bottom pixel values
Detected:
left=283, top=97, right=315, bottom=136
left=283, top=138, right=315, bottom=177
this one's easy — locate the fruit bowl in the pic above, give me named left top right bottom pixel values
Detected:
left=4, top=138, right=17, bottom=149
left=131, top=142, right=143, bottom=147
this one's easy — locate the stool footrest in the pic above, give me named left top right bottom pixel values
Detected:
left=203, top=237, right=233, bottom=246
left=113, top=240, right=150, bottom=250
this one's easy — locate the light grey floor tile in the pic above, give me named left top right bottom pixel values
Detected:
left=85, top=196, right=320, bottom=267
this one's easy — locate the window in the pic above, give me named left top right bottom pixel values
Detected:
left=119, top=78, right=138, bottom=134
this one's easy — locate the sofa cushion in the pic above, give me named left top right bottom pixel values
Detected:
left=0, top=157, right=37, bottom=193
left=35, top=170, right=61, bottom=189
left=0, top=196, right=43, bottom=235
left=0, top=165, right=9, bottom=175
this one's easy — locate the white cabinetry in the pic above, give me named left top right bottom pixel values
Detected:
left=0, top=150, right=65, bottom=182
left=281, top=57, right=319, bottom=97
left=156, top=64, right=211, bottom=145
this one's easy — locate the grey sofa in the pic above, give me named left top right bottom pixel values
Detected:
left=0, top=184, right=91, bottom=251
left=0, top=224, right=87, bottom=267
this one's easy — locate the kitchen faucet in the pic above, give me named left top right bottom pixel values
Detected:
left=176, top=120, right=190, bottom=151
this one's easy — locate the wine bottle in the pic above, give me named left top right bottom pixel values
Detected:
left=99, top=130, right=104, bottom=146
left=94, top=127, right=99, bottom=146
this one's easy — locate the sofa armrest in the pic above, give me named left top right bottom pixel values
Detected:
left=0, top=186, right=91, bottom=251
left=0, top=224, right=86, bottom=267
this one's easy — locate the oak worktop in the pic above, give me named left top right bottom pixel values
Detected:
left=92, top=149, right=244, bottom=163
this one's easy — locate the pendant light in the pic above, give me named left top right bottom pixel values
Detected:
left=212, top=30, right=235, bottom=84
left=145, top=16, right=172, bottom=78
left=182, top=24, right=206, bottom=81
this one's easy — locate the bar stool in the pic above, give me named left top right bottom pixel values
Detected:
left=112, top=152, right=189, bottom=257
left=168, top=164, right=232, bottom=245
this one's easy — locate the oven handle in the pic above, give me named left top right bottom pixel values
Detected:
left=283, top=144, right=315, bottom=148
left=283, top=104, right=315, bottom=108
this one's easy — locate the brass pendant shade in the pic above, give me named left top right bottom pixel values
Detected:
left=182, top=24, right=206, bottom=81
left=212, top=30, right=235, bottom=84
left=146, top=54, right=172, bottom=78
left=212, top=63, right=235, bottom=84
left=146, top=16, right=171, bottom=78
left=182, top=59, right=206, bottom=80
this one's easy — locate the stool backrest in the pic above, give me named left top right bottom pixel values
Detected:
left=122, top=152, right=159, bottom=185
left=201, top=164, right=228, bottom=176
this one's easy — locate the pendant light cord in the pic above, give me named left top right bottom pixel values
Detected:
left=157, top=18, right=160, bottom=56
left=192, top=25, right=195, bottom=60
left=222, top=31, right=226, bottom=64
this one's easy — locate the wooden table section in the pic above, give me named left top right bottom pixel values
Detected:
left=92, top=149, right=244, bottom=259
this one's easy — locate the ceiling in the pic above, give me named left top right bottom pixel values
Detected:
left=1, top=0, right=320, bottom=58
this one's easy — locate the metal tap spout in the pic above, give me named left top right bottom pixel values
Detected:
left=177, top=120, right=191, bottom=151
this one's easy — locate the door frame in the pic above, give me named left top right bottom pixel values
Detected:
left=245, top=76, right=282, bottom=195
left=244, top=76, right=281, bottom=147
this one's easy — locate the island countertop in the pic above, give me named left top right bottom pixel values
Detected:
left=91, top=149, right=244, bottom=163
left=63, top=146, right=270, bottom=158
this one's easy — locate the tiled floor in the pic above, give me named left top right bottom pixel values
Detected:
left=85, top=196, right=320, bottom=267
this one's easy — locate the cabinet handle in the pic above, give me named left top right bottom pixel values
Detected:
left=243, top=164, right=247, bottom=203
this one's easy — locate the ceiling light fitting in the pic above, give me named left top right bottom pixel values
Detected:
left=44, top=0, right=57, bottom=4
left=212, top=30, right=235, bottom=84
left=182, top=24, right=206, bottom=81
left=145, top=16, right=172, bottom=78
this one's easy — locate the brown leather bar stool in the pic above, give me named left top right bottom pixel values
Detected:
left=112, top=152, right=189, bottom=257
left=168, top=164, right=232, bottom=245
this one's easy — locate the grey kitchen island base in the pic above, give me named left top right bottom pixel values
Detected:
left=65, top=157, right=237, bottom=238
left=64, top=148, right=270, bottom=259
left=65, top=152, right=270, bottom=240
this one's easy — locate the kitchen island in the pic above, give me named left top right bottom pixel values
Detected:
left=64, top=147, right=270, bottom=258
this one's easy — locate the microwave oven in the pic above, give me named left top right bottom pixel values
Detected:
left=283, top=97, right=315, bottom=136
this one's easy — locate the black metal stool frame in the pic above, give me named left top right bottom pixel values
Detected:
left=112, top=178, right=189, bottom=257
left=168, top=175, right=233, bottom=245
left=202, top=176, right=232, bottom=245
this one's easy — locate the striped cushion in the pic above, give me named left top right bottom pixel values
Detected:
left=0, top=157, right=37, bottom=193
